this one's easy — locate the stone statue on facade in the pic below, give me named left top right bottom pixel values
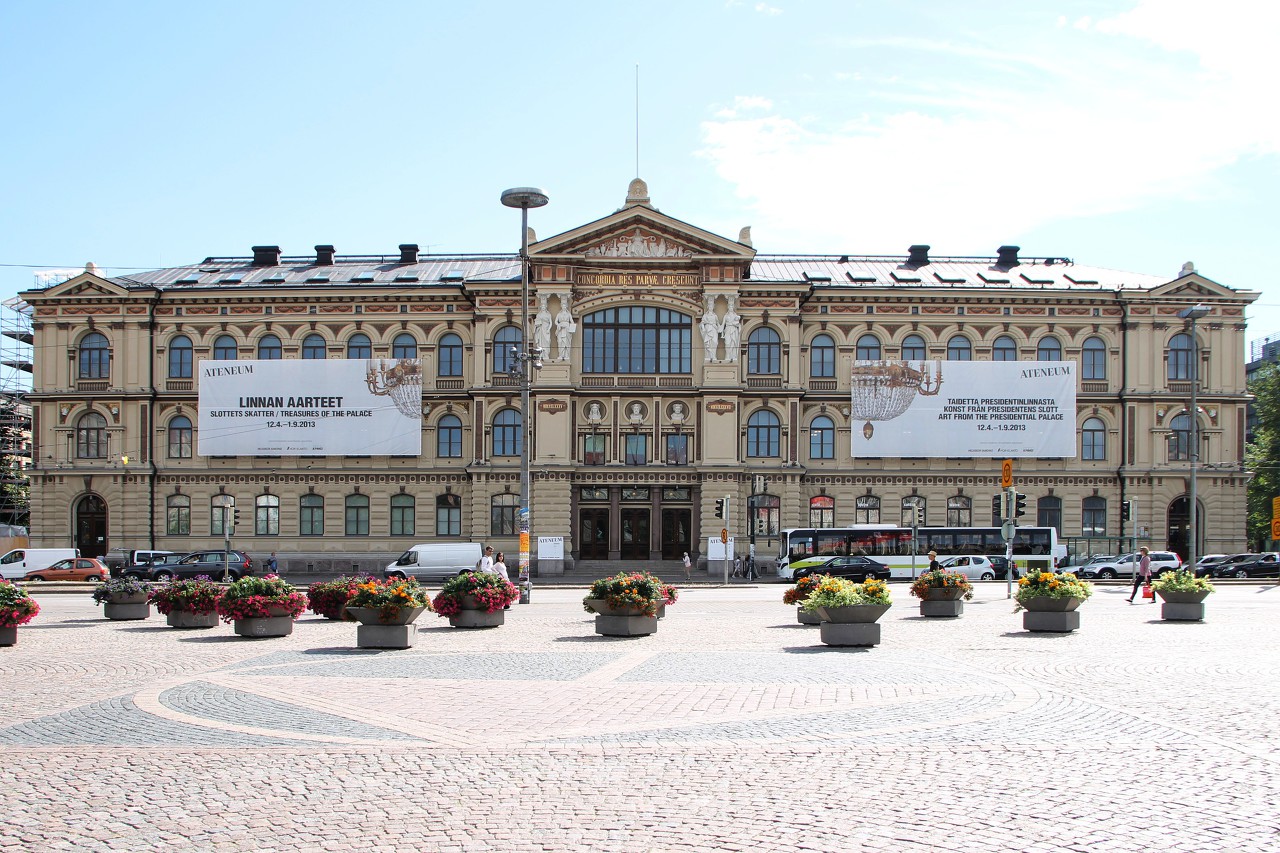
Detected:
left=700, top=296, right=721, bottom=364
left=532, top=296, right=552, bottom=357
left=554, top=294, right=576, bottom=362
left=721, top=296, right=741, bottom=363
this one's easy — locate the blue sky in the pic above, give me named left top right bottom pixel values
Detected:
left=3, top=0, right=1278, bottom=348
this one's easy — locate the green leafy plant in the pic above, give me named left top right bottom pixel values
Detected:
left=306, top=575, right=376, bottom=620
left=0, top=580, right=39, bottom=627
left=583, top=571, right=666, bottom=617
left=1150, top=568, right=1215, bottom=594
left=800, top=576, right=892, bottom=612
left=782, top=573, right=826, bottom=605
left=1014, top=570, right=1094, bottom=612
left=91, top=576, right=152, bottom=605
left=148, top=577, right=220, bottom=616
left=215, top=575, right=307, bottom=622
left=909, top=568, right=975, bottom=601
left=347, top=577, right=433, bottom=622
left=432, top=572, right=517, bottom=617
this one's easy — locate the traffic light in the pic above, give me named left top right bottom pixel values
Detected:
left=1121, top=500, right=1133, bottom=522
left=1014, top=492, right=1027, bottom=518
left=232, top=507, right=241, bottom=530
left=915, top=505, right=926, bottom=527
left=714, top=498, right=725, bottom=519
left=991, top=495, right=1001, bottom=519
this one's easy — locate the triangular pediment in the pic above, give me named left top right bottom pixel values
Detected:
left=40, top=272, right=130, bottom=298
left=1148, top=271, right=1237, bottom=300
left=532, top=202, right=753, bottom=261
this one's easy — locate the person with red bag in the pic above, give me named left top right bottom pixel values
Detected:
left=1127, top=545, right=1153, bottom=603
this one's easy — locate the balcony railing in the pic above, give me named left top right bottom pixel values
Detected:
left=165, top=379, right=193, bottom=392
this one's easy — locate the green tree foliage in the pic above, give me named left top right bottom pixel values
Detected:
left=1245, top=363, right=1280, bottom=549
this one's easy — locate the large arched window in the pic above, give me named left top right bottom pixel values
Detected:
left=1082, top=417, right=1106, bottom=460
left=257, top=334, right=282, bottom=360
left=255, top=494, right=280, bottom=535
left=855, top=334, right=881, bottom=360
left=582, top=307, right=691, bottom=374
left=301, top=333, right=327, bottom=359
left=1037, top=336, right=1062, bottom=361
left=390, top=494, right=415, bottom=536
left=345, top=494, right=370, bottom=536
left=493, top=326, right=523, bottom=374
left=902, top=334, right=926, bottom=361
left=166, top=495, right=190, bottom=535
left=300, top=494, right=324, bottom=536
left=491, top=493, right=519, bottom=536
left=78, top=332, right=110, bottom=379
left=1037, top=495, right=1062, bottom=534
left=213, top=335, right=238, bottom=360
left=810, top=495, right=835, bottom=528
left=493, top=409, right=522, bottom=457
left=168, top=335, right=193, bottom=378
left=747, top=409, right=781, bottom=457
left=1082, top=496, right=1106, bottom=537
left=76, top=412, right=107, bottom=458
left=748, top=327, right=782, bottom=375
left=438, top=333, right=463, bottom=377
left=168, top=415, right=193, bottom=458
left=437, top=414, right=462, bottom=458
left=993, top=335, right=1018, bottom=362
left=1168, top=333, right=1195, bottom=381
left=1082, top=336, right=1106, bottom=380
left=810, top=334, right=835, bottom=378
left=809, top=415, right=835, bottom=459
left=392, top=333, right=417, bottom=359
left=436, top=493, right=461, bottom=536
left=855, top=495, right=880, bottom=524
left=1169, top=413, right=1193, bottom=461
left=947, top=335, right=972, bottom=361
left=346, top=333, right=372, bottom=359
left=946, top=495, right=971, bottom=526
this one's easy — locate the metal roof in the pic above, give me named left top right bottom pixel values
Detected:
left=114, top=255, right=521, bottom=288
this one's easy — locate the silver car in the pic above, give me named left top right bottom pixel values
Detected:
left=1080, top=551, right=1181, bottom=579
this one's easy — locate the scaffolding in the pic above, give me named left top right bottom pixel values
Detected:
left=0, top=296, right=33, bottom=529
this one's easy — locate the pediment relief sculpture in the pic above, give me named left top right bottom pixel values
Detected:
left=584, top=228, right=692, bottom=259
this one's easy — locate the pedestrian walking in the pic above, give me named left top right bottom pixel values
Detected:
left=477, top=546, right=495, bottom=574
left=265, top=552, right=278, bottom=574
left=1128, top=545, right=1153, bottom=603
left=733, top=555, right=742, bottom=578
left=682, top=552, right=692, bottom=582
left=927, top=550, right=942, bottom=573
left=492, top=551, right=508, bottom=581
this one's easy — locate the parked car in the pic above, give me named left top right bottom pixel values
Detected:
left=0, top=548, right=80, bottom=580
left=23, top=557, right=108, bottom=582
left=938, top=555, right=1008, bottom=581
left=1193, top=554, right=1232, bottom=578
left=1213, top=554, right=1280, bottom=579
left=1079, top=551, right=1181, bottom=579
left=385, top=542, right=483, bottom=582
left=123, top=550, right=254, bottom=581
left=792, top=555, right=891, bottom=582
left=1200, top=552, right=1258, bottom=578
left=104, top=549, right=181, bottom=577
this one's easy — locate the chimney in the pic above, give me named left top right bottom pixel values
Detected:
left=996, top=245, right=1020, bottom=268
left=251, top=245, right=281, bottom=267
left=398, top=244, right=419, bottom=265
left=315, top=245, right=336, bottom=266
left=907, top=244, right=930, bottom=267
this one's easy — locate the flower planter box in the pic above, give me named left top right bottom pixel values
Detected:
left=449, top=608, right=505, bottom=628
left=1156, top=589, right=1210, bottom=622
left=166, top=610, right=219, bottom=629
left=0, top=626, right=16, bottom=646
left=347, top=606, right=427, bottom=626
left=1020, top=596, right=1084, bottom=632
left=584, top=598, right=652, bottom=617
left=104, top=593, right=151, bottom=621
left=233, top=615, right=294, bottom=638
left=797, top=608, right=821, bottom=625
left=356, top=624, right=418, bottom=649
left=816, top=604, right=890, bottom=623
left=594, top=614, right=657, bottom=637
left=919, top=588, right=965, bottom=617
left=815, top=603, right=889, bottom=646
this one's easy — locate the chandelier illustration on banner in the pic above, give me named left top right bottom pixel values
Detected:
left=849, top=360, right=943, bottom=439
left=365, top=359, right=423, bottom=419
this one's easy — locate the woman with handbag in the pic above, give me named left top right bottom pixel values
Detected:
left=1127, top=546, right=1153, bottom=603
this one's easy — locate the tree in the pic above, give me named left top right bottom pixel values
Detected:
left=0, top=396, right=29, bottom=528
left=1245, top=363, right=1280, bottom=550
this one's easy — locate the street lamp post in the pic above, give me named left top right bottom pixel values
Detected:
left=500, top=188, right=549, bottom=591
left=1177, top=303, right=1209, bottom=569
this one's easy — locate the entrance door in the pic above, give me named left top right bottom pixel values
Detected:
left=661, top=508, right=691, bottom=560
left=75, top=495, right=107, bottom=558
left=620, top=508, right=651, bottom=560
left=579, top=508, right=609, bottom=560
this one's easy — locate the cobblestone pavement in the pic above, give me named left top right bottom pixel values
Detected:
left=2, top=583, right=1278, bottom=852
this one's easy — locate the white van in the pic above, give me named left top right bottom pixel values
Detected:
left=0, top=548, right=80, bottom=580
left=385, top=542, right=483, bottom=582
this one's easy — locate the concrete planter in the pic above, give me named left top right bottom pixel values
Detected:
left=104, top=596, right=151, bottom=621
left=797, top=608, right=821, bottom=625
left=232, top=616, right=294, bottom=638
left=166, top=610, right=219, bottom=629
left=1156, top=589, right=1210, bottom=622
left=1020, top=596, right=1084, bottom=632
left=919, top=586, right=966, bottom=617
left=1019, top=596, right=1083, bottom=612
left=594, top=614, right=657, bottom=637
left=584, top=598, right=655, bottom=617
left=922, top=587, right=968, bottom=601
left=816, top=603, right=890, bottom=647
left=449, top=608, right=505, bottom=628
left=346, top=606, right=427, bottom=626
left=0, top=626, right=16, bottom=646
left=356, top=623, right=418, bottom=649
left=816, top=604, right=890, bottom=624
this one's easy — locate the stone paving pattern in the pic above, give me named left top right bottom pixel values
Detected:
left=1, top=584, right=1278, bottom=851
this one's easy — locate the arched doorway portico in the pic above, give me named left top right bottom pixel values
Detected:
left=75, top=494, right=108, bottom=558
left=1166, top=496, right=1203, bottom=564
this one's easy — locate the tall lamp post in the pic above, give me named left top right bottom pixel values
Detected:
left=1177, top=303, right=1209, bottom=569
left=500, top=187, right=549, bottom=588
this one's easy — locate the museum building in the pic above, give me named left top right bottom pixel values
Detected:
left=20, top=180, right=1258, bottom=572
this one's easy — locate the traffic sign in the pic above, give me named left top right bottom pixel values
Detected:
left=1001, top=521, right=1016, bottom=541
left=1001, top=458, right=1013, bottom=489
left=1272, top=495, right=1280, bottom=520
left=1272, top=518, right=1280, bottom=541
left=721, top=528, right=729, bottom=544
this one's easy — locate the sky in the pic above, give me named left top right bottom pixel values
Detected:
left=3, top=0, right=1279, bottom=352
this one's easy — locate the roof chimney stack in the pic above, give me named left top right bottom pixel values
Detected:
left=997, top=245, right=1020, bottom=268
left=315, top=245, right=336, bottom=266
left=398, top=244, right=419, bottom=265
left=251, top=245, right=281, bottom=267
left=907, top=245, right=930, bottom=267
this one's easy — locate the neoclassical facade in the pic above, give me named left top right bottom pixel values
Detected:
left=21, top=181, right=1257, bottom=571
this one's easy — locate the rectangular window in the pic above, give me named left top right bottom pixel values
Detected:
left=665, top=434, right=688, bottom=465
left=346, top=500, right=370, bottom=536
left=583, top=434, right=606, bottom=465
left=435, top=506, right=460, bottom=536
left=625, top=434, right=648, bottom=466
left=166, top=505, right=190, bottom=536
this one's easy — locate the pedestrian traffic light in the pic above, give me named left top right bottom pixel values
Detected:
left=915, top=505, right=925, bottom=527
left=232, top=507, right=241, bottom=530
left=1121, top=500, right=1134, bottom=522
left=714, top=498, right=724, bottom=519
left=991, top=495, right=1000, bottom=518
left=1014, top=492, right=1027, bottom=518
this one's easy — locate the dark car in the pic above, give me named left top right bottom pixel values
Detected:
left=793, top=555, right=891, bottom=582
left=104, top=548, right=181, bottom=577
left=124, top=549, right=254, bottom=581
left=1214, top=554, right=1280, bottom=579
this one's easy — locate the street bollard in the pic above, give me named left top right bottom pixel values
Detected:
left=519, top=579, right=532, bottom=604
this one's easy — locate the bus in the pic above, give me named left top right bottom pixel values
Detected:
left=775, top=525, right=1066, bottom=581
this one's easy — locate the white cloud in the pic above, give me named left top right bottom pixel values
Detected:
left=755, top=2, right=782, bottom=15
left=712, top=95, right=775, bottom=119
left=698, top=6, right=1280, bottom=252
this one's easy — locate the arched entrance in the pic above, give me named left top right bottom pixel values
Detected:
left=1166, top=496, right=1202, bottom=564
left=75, top=494, right=108, bottom=558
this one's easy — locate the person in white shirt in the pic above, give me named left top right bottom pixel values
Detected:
left=681, top=552, right=692, bottom=582
left=477, top=546, right=495, bottom=574
left=492, top=551, right=509, bottom=581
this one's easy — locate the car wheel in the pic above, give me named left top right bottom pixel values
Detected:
left=154, top=570, right=173, bottom=581
left=981, top=572, right=994, bottom=581
left=1099, top=569, right=1117, bottom=579
left=1234, top=569, right=1249, bottom=578
left=83, top=575, right=99, bottom=582
left=28, top=575, right=44, bottom=582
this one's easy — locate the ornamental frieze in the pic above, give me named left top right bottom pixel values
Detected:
left=739, top=299, right=795, bottom=308
left=965, top=306, right=1000, bottom=315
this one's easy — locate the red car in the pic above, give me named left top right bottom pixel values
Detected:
left=24, top=557, right=109, bottom=582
